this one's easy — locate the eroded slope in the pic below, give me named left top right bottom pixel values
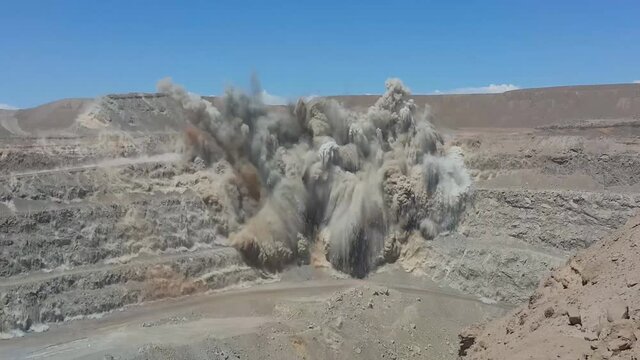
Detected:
left=461, top=215, right=640, bottom=359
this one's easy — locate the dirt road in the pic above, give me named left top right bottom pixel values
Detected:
left=1, top=269, right=510, bottom=360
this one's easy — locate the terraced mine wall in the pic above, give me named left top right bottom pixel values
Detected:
left=0, top=155, right=267, bottom=334
left=415, top=122, right=640, bottom=303
left=1, top=84, right=640, bottom=334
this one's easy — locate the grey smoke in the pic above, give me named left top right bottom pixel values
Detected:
left=157, top=77, right=472, bottom=277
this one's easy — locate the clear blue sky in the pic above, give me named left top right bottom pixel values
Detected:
left=1, top=0, right=639, bottom=108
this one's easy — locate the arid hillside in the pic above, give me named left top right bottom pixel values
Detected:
left=334, top=84, right=640, bottom=128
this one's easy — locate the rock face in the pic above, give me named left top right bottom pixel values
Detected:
left=460, top=215, right=640, bottom=359
left=0, top=94, right=268, bottom=335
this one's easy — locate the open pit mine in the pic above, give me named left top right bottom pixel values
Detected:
left=1, top=80, right=640, bottom=359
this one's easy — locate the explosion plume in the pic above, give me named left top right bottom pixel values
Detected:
left=158, top=77, right=472, bottom=277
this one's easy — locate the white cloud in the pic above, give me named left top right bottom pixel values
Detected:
left=260, top=89, right=288, bottom=105
left=432, top=84, right=520, bottom=95
left=633, top=80, right=640, bottom=84
left=0, top=103, right=18, bottom=110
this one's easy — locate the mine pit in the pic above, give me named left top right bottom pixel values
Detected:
left=2, top=81, right=640, bottom=359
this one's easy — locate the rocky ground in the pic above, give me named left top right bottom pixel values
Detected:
left=460, top=214, right=640, bottom=359
left=1, top=84, right=640, bottom=359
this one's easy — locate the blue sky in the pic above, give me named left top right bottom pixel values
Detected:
left=1, top=0, right=639, bottom=108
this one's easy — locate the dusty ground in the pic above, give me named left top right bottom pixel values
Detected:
left=0, top=269, right=508, bottom=360
left=1, top=84, right=640, bottom=359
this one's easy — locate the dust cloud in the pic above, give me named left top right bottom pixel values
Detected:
left=157, top=77, right=471, bottom=277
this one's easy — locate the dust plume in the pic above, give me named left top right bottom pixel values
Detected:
left=157, top=77, right=472, bottom=277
